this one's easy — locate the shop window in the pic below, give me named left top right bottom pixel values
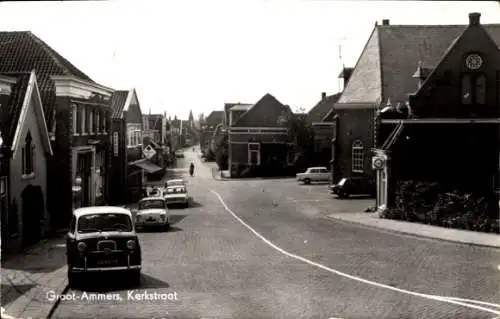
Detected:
left=352, top=139, right=364, bottom=173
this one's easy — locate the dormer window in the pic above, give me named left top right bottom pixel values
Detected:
left=22, top=131, right=34, bottom=177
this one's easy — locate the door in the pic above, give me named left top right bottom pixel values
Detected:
left=319, top=168, right=329, bottom=181
left=77, top=152, right=91, bottom=206
left=21, top=185, right=44, bottom=247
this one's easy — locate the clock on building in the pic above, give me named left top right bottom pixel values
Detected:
left=465, top=53, right=483, bottom=70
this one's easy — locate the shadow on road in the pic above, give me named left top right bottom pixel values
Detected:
left=1, top=284, right=36, bottom=306
left=1, top=243, right=66, bottom=273
left=75, top=273, right=170, bottom=292
left=169, top=214, right=187, bottom=224
left=188, top=200, right=203, bottom=208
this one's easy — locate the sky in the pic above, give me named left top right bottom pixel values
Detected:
left=0, top=1, right=499, bottom=120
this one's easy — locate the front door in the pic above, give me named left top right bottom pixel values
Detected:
left=77, top=152, right=92, bottom=207
left=21, top=185, right=44, bottom=248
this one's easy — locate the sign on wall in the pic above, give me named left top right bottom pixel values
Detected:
left=143, top=145, right=156, bottom=159
left=113, top=132, right=119, bottom=156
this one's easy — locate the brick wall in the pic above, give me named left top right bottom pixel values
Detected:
left=334, top=107, right=376, bottom=182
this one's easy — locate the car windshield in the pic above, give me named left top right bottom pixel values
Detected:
left=139, top=199, right=166, bottom=210
left=77, top=213, right=132, bottom=233
left=166, top=186, right=186, bottom=194
left=338, top=178, right=348, bottom=186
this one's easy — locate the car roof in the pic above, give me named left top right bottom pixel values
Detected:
left=73, top=206, right=132, bottom=218
left=167, top=179, right=185, bottom=183
left=309, top=167, right=327, bottom=170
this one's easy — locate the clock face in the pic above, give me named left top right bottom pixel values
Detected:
left=465, top=54, right=483, bottom=70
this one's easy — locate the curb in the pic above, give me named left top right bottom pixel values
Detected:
left=325, top=214, right=500, bottom=249
left=46, top=283, right=69, bottom=319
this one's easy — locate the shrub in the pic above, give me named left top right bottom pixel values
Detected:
left=390, top=180, right=499, bottom=233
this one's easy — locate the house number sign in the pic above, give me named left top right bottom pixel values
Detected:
left=465, top=54, right=482, bottom=70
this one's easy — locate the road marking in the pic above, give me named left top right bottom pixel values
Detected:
left=210, top=189, right=500, bottom=316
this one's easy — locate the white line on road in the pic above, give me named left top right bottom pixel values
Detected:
left=210, top=189, right=500, bottom=316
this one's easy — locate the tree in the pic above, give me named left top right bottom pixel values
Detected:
left=215, top=132, right=229, bottom=170
left=284, top=114, right=315, bottom=170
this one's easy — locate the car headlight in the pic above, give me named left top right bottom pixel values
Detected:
left=77, top=242, right=86, bottom=252
left=127, top=240, right=136, bottom=250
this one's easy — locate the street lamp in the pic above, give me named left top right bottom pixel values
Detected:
left=72, top=176, right=82, bottom=211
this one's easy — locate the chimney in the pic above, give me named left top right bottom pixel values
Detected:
left=469, top=12, right=480, bottom=26
left=321, top=92, right=326, bottom=101
left=382, top=19, right=390, bottom=26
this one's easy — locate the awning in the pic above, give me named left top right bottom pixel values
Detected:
left=129, top=159, right=163, bottom=173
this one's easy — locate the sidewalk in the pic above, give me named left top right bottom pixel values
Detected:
left=327, top=212, right=500, bottom=249
left=1, top=237, right=69, bottom=319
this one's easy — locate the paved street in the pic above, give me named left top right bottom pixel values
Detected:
left=51, top=149, right=500, bottom=318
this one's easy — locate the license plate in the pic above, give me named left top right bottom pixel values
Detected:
left=97, top=259, right=118, bottom=265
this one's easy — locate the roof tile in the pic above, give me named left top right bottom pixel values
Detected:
left=0, top=72, right=31, bottom=146
left=306, top=93, right=341, bottom=123
left=110, top=90, right=129, bottom=119
left=338, top=23, right=500, bottom=105
left=0, top=31, right=95, bottom=122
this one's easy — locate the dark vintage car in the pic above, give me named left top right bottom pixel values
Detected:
left=328, top=176, right=376, bottom=199
left=66, top=206, right=141, bottom=287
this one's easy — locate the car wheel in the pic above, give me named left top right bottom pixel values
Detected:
left=304, top=178, right=311, bottom=185
left=164, top=223, right=170, bottom=231
left=129, top=270, right=141, bottom=286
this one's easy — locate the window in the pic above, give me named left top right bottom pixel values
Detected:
left=352, top=139, right=364, bottom=173
left=72, top=104, right=78, bottom=135
left=127, top=125, right=142, bottom=147
left=497, top=71, right=500, bottom=107
left=461, top=74, right=472, bottom=105
left=113, top=132, right=119, bottom=156
left=248, top=143, right=260, bottom=165
left=50, top=109, right=56, bottom=140
left=81, top=105, right=86, bottom=134
left=461, top=73, right=487, bottom=105
left=22, top=132, right=34, bottom=176
left=475, top=74, right=486, bottom=105
left=96, top=112, right=100, bottom=133
left=89, top=109, right=94, bottom=133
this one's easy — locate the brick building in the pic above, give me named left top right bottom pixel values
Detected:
left=0, top=31, right=114, bottom=231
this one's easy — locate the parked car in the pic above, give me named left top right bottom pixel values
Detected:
left=133, top=197, right=170, bottom=230
left=296, top=167, right=331, bottom=184
left=164, top=183, right=190, bottom=207
left=328, top=176, right=376, bottom=198
left=175, top=151, right=185, bottom=158
left=66, top=206, right=141, bottom=288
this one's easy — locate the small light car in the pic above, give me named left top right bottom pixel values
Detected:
left=296, top=167, right=331, bottom=184
left=164, top=184, right=189, bottom=208
left=66, top=206, right=141, bottom=288
left=134, top=197, right=170, bottom=230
